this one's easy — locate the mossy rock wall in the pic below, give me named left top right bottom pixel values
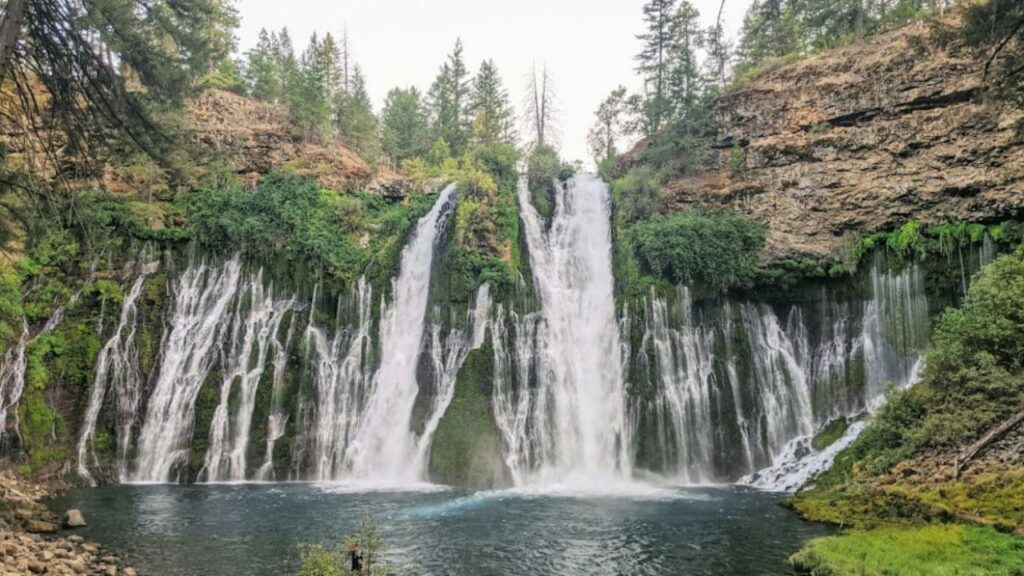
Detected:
left=428, top=340, right=511, bottom=490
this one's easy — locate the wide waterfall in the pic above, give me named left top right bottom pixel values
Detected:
left=60, top=174, right=988, bottom=490
left=503, top=175, right=631, bottom=484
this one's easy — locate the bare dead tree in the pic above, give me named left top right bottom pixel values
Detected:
left=523, top=62, right=559, bottom=149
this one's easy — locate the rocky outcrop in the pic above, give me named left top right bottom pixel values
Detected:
left=186, top=90, right=378, bottom=191
left=668, top=18, right=1024, bottom=262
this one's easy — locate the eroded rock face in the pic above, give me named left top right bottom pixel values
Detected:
left=668, top=20, right=1024, bottom=262
left=186, top=90, right=376, bottom=191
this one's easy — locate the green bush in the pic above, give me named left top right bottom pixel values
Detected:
left=0, top=266, right=23, bottom=349
left=631, top=211, right=766, bottom=293
left=612, top=166, right=663, bottom=225
left=819, top=252, right=1024, bottom=478
left=526, top=145, right=561, bottom=218
left=298, top=518, right=399, bottom=576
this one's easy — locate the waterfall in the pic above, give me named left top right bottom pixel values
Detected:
left=255, top=313, right=297, bottom=481
left=77, top=262, right=158, bottom=484
left=0, top=288, right=80, bottom=441
left=132, top=256, right=243, bottom=483
left=306, top=278, right=375, bottom=481
left=0, top=321, right=29, bottom=438
left=505, top=174, right=631, bottom=484
left=342, top=184, right=456, bottom=482
left=201, top=270, right=293, bottom=482
left=414, top=283, right=493, bottom=470
left=626, top=260, right=931, bottom=488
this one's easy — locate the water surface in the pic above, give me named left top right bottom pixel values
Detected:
left=51, top=483, right=829, bottom=575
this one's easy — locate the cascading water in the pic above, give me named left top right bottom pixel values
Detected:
left=305, top=278, right=375, bottom=481
left=132, top=256, right=243, bottom=482
left=343, top=184, right=456, bottom=482
left=201, top=271, right=293, bottom=482
left=0, top=320, right=29, bottom=439
left=627, top=260, right=931, bottom=489
left=0, top=288, right=80, bottom=441
left=502, top=175, right=631, bottom=484
left=77, top=262, right=158, bottom=483
left=414, top=283, right=493, bottom=469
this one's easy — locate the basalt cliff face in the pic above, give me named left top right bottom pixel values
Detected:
left=667, top=20, right=1024, bottom=263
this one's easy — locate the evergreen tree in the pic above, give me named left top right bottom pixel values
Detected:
left=428, top=39, right=472, bottom=155
left=587, top=86, right=629, bottom=163
left=736, top=0, right=803, bottom=71
left=380, top=87, right=430, bottom=163
left=335, top=64, right=380, bottom=156
left=665, top=2, right=703, bottom=122
left=469, top=60, right=516, bottom=147
left=955, top=0, right=1024, bottom=107
left=246, top=29, right=283, bottom=102
left=0, top=0, right=238, bottom=175
left=636, top=0, right=679, bottom=134
left=289, top=33, right=335, bottom=142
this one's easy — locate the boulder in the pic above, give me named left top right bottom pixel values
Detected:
left=24, top=521, right=57, bottom=535
left=61, top=510, right=86, bottom=529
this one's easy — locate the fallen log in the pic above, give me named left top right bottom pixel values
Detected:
left=953, top=407, right=1024, bottom=479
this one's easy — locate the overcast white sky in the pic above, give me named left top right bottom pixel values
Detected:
left=233, top=0, right=753, bottom=164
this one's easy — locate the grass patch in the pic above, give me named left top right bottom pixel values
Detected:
left=790, top=524, right=1024, bottom=576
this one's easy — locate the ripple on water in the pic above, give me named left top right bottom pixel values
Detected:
left=49, top=483, right=831, bottom=576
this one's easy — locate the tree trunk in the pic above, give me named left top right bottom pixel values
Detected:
left=953, top=408, right=1024, bottom=479
left=0, top=0, right=28, bottom=83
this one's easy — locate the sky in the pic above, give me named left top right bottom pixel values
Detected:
left=233, top=0, right=754, bottom=164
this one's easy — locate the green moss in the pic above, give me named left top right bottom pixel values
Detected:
left=0, top=266, right=23, bottom=350
left=790, top=524, right=1024, bottom=576
left=812, top=418, right=849, bottom=451
left=428, top=341, right=511, bottom=490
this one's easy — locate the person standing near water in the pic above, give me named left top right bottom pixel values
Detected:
left=350, top=543, right=364, bottom=573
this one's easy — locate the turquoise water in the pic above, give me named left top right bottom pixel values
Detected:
left=50, top=484, right=829, bottom=575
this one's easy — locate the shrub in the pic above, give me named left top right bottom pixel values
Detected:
left=631, top=211, right=766, bottom=293
left=468, top=142, right=519, bottom=183
left=526, top=145, right=560, bottom=197
left=828, top=252, right=1024, bottom=476
left=612, top=166, right=663, bottom=225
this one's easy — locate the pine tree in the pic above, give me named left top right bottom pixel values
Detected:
left=469, top=60, right=516, bottom=147
left=665, top=1, right=703, bottom=122
left=246, top=29, right=283, bottom=102
left=335, top=64, right=380, bottom=156
left=428, top=39, right=472, bottom=155
left=636, top=0, right=679, bottom=134
left=380, top=87, right=430, bottom=163
left=289, top=33, right=335, bottom=142
left=0, top=0, right=238, bottom=174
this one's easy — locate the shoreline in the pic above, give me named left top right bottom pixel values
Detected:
left=0, top=466, right=138, bottom=575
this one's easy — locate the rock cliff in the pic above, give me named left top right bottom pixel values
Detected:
left=186, top=90, right=384, bottom=191
left=667, top=19, right=1024, bottom=263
